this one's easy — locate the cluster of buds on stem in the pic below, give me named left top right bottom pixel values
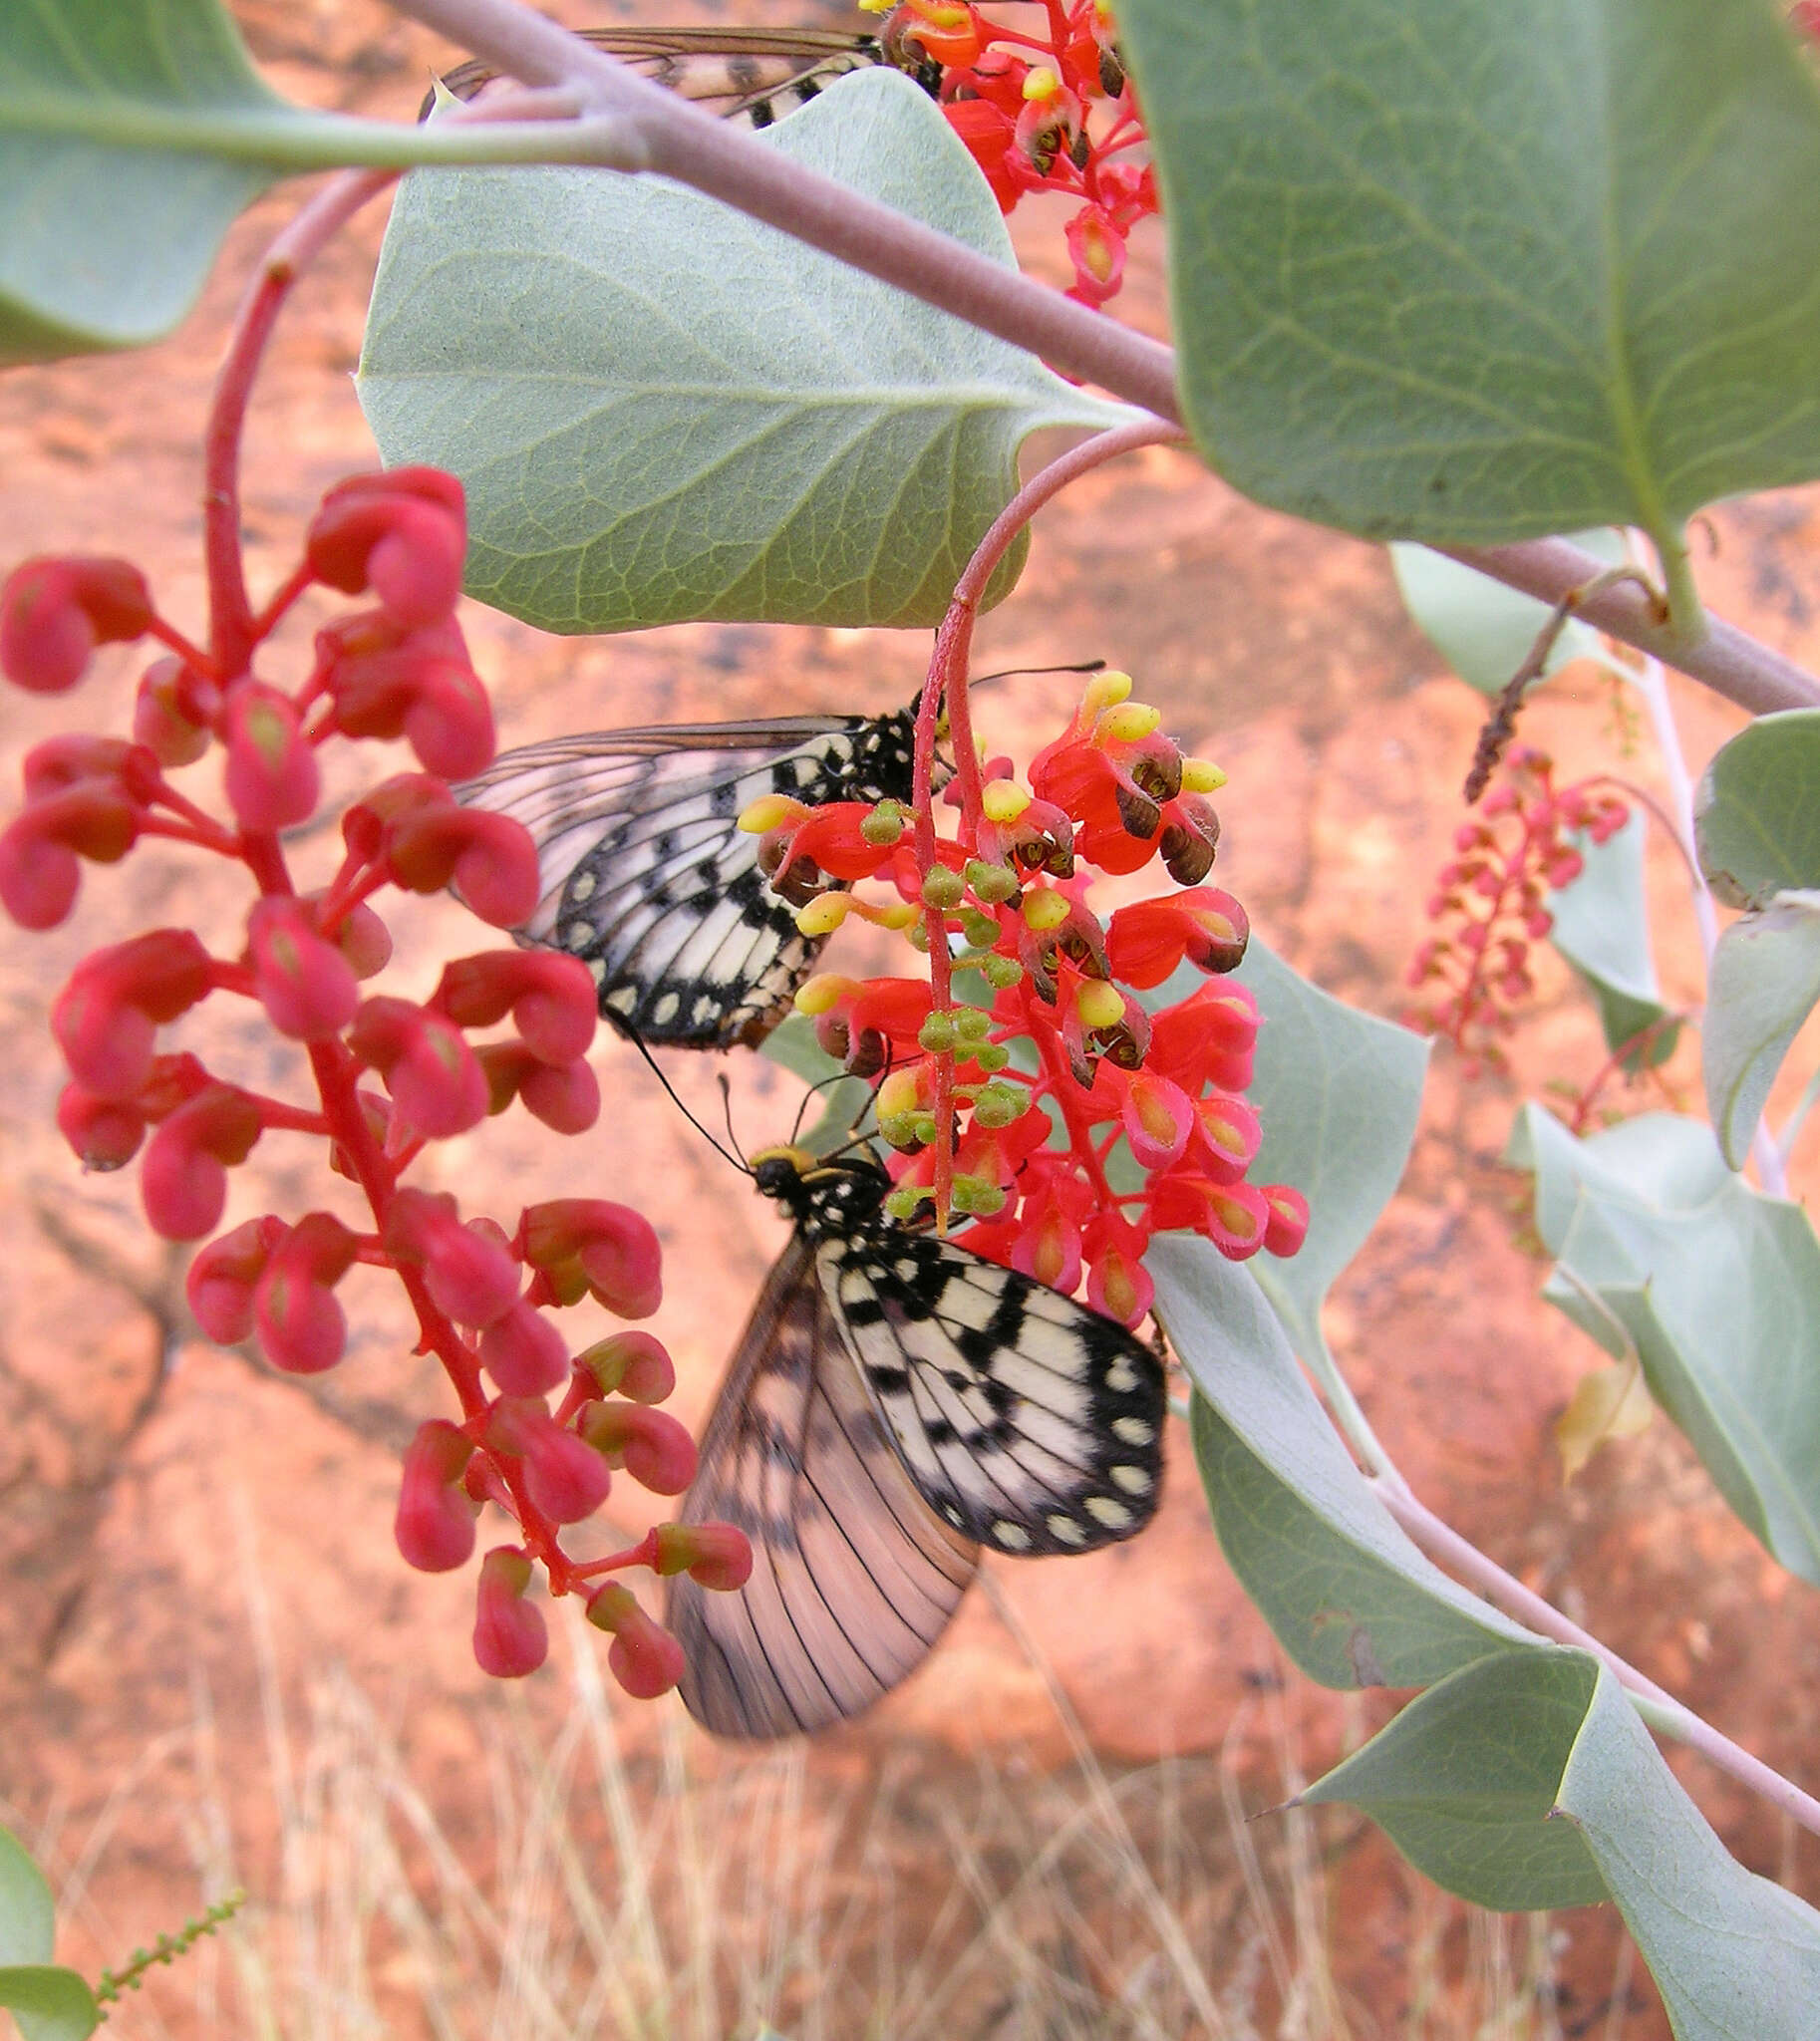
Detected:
left=1407, top=745, right=1630, bottom=1074
left=1, top=467, right=751, bottom=1690
left=873, top=0, right=1158, bottom=307
left=755, top=667, right=1308, bottom=1324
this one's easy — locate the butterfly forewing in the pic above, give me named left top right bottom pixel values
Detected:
left=666, top=1236, right=980, bottom=1739
left=455, top=708, right=925, bottom=1048
left=667, top=1157, right=1167, bottom=1738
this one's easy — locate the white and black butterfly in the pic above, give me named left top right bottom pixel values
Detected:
left=422, top=22, right=944, bottom=128
left=456, top=704, right=946, bottom=1048
left=666, top=1150, right=1167, bottom=1739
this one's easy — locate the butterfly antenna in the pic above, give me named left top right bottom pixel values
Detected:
left=969, top=657, right=1107, bottom=689
left=717, top=1072, right=750, bottom=1171
left=614, top=1020, right=750, bottom=1175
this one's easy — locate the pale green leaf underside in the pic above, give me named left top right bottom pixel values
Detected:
left=1515, top=1106, right=1820, bottom=1584
left=1694, top=711, right=1820, bottom=911
left=359, top=69, right=1131, bottom=634
left=1155, top=1237, right=1529, bottom=1689
left=1306, top=1649, right=1820, bottom=2038
left=1704, top=892, right=1820, bottom=1169
left=1549, top=813, right=1676, bottom=1065
left=0, top=1965, right=100, bottom=2041
left=0, top=1828, right=53, bottom=1967
left=1389, top=530, right=1626, bottom=698
left=1118, top=0, right=1820, bottom=547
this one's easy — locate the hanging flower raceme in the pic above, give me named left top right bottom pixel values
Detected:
left=864, top=0, right=1161, bottom=307
left=0, top=464, right=751, bottom=1694
left=760, top=665, right=1309, bottom=1327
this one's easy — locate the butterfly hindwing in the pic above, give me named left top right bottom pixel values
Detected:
left=666, top=1235, right=980, bottom=1739
left=456, top=709, right=924, bottom=1048
left=667, top=1156, right=1167, bottom=1738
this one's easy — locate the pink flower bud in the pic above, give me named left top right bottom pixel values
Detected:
left=520, top=1200, right=662, bottom=1317
left=478, top=1298, right=571, bottom=1395
left=1262, top=1185, right=1310, bottom=1258
left=22, top=734, right=159, bottom=803
left=348, top=997, right=488, bottom=1138
left=1188, top=1092, right=1263, bottom=1184
left=652, top=1521, right=754, bottom=1592
left=253, top=1212, right=359, bottom=1374
left=518, top=1057, right=600, bottom=1134
left=133, top=657, right=215, bottom=768
left=56, top=1082, right=146, bottom=1171
left=306, top=468, right=466, bottom=627
left=302, top=890, right=392, bottom=980
left=584, top=1582, right=686, bottom=1700
left=52, top=930, right=212, bottom=1097
left=488, top=1397, right=612, bottom=1523
left=577, top=1402, right=696, bottom=1495
left=1119, top=1070, right=1194, bottom=1170
left=1, top=556, right=153, bottom=693
left=1011, top=1196, right=1083, bottom=1292
left=186, top=1214, right=288, bottom=1344
left=141, top=1083, right=263, bottom=1240
left=576, top=1330, right=676, bottom=1404
left=384, top=1187, right=521, bottom=1326
left=473, top=1547, right=547, bottom=1677
left=387, top=804, right=539, bottom=928
left=396, top=1419, right=477, bottom=1572
left=1084, top=1217, right=1153, bottom=1327
left=316, top=610, right=494, bottom=778
left=0, top=781, right=141, bottom=928
left=246, top=897, right=360, bottom=1040
left=223, top=681, right=318, bottom=831
left=432, top=952, right=597, bottom=1064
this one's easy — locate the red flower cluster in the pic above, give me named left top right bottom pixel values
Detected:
left=756, top=669, right=1309, bottom=1326
left=875, top=0, right=1159, bottom=307
left=0, top=468, right=751, bottom=1690
left=1407, top=744, right=1631, bottom=1073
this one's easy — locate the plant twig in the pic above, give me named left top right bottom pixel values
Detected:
left=1374, top=1478, right=1820, bottom=1840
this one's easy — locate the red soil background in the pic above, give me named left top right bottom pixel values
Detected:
left=4, top=5, right=1820, bottom=2035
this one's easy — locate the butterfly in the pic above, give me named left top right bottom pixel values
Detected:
left=665, top=1149, right=1167, bottom=1738
left=456, top=702, right=946, bottom=1048
left=421, top=22, right=944, bottom=128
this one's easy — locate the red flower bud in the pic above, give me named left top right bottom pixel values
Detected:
left=307, top=468, right=466, bottom=628
left=387, top=802, right=539, bottom=929
left=488, top=1397, right=613, bottom=1523
left=652, top=1521, right=754, bottom=1592
left=1262, top=1185, right=1310, bottom=1258
left=223, top=681, right=318, bottom=831
left=56, top=1081, right=147, bottom=1171
left=396, top=1419, right=477, bottom=1572
left=53, top=930, right=212, bottom=1097
left=349, top=997, right=489, bottom=1138
left=133, top=657, right=215, bottom=768
left=316, top=609, right=494, bottom=778
left=141, top=1083, right=263, bottom=1240
left=520, top=1199, right=662, bottom=1318
left=432, top=952, right=596, bottom=1064
left=1, top=556, right=153, bottom=693
left=1120, top=1070, right=1194, bottom=1170
left=584, top=1582, right=686, bottom=1700
left=0, top=782, right=140, bottom=929
left=247, top=897, right=361, bottom=1041
left=576, top=1401, right=696, bottom=1495
left=253, top=1212, right=360, bottom=1373
left=577, top=1329, right=676, bottom=1404
left=384, top=1187, right=521, bottom=1326
left=473, top=1547, right=547, bottom=1677
left=478, top=1298, right=572, bottom=1396
left=1107, top=889, right=1250, bottom=990
left=186, top=1214, right=288, bottom=1344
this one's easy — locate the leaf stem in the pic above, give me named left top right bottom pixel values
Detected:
left=1372, top=1477, right=1820, bottom=1840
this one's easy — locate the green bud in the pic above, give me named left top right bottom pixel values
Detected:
left=982, top=954, right=1024, bottom=990
left=884, top=1185, right=928, bottom=1222
left=911, top=1113, right=939, bottom=1145
left=953, top=1007, right=992, bottom=1043
left=965, top=859, right=1021, bottom=905
left=920, top=865, right=965, bottom=911
left=950, top=1176, right=1008, bottom=1218
left=879, top=1113, right=923, bottom=1151
left=905, top=921, right=931, bottom=952
left=971, top=1081, right=1030, bottom=1129
left=972, top=1042, right=1011, bottom=1074
left=860, top=800, right=905, bottom=846
left=918, top=1013, right=958, bottom=1055
left=961, top=910, right=1002, bottom=950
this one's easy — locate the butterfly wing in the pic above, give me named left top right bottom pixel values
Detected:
left=666, top=1235, right=980, bottom=1738
left=815, top=1220, right=1167, bottom=1558
left=423, top=26, right=902, bottom=125
left=455, top=712, right=918, bottom=1047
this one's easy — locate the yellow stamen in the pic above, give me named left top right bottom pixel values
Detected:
left=739, top=792, right=809, bottom=834
left=981, top=780, right=1032, bottom=824
left=1075, top=981, right=1124, bottom=1029
left=1181, top=756, right=1228, bottom=792
left=877, top=1067, right=923, bottom=1120
left=1097, top=702, right=1161, bottom=742
left=1022, top=65, right=1061, bottom=100
left=1080, top=669, right=1132, bottom=716
left=1022, top=889, right=1071, bottom=932
left=794, top=893, right=851, bottom=937
left=854, top=898, right=920, bottom=932
left=793, top=973, right=857, bottom=1017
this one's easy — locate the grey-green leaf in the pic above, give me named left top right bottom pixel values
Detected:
left=0, top=1967, right=99, bottom=2041
left=1389, top=531, right=1626, bottom=698
left=1117, top=0, right=1820, bottom=554
left=1704, top=891, right=1820, bottom=1169
left=0, top=1827, right=53, bottom=1966
left=1306, top=1648, right=1820, bottom=2037
left=1693, top=711, right=1820, bottom=911
left=1549, top=812, right=1677, bottom=1068
left=1154, top=1236, right=1529, bottom=1689
left=1513, top=1106, right=1820, bottom=1583
left=359, top=69, right=1132, bottom=634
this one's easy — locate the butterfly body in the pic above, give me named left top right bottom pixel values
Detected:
left=666, top=1153, right=1166, bottom=1738
left=457, top=705, right=937, bottom=1047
